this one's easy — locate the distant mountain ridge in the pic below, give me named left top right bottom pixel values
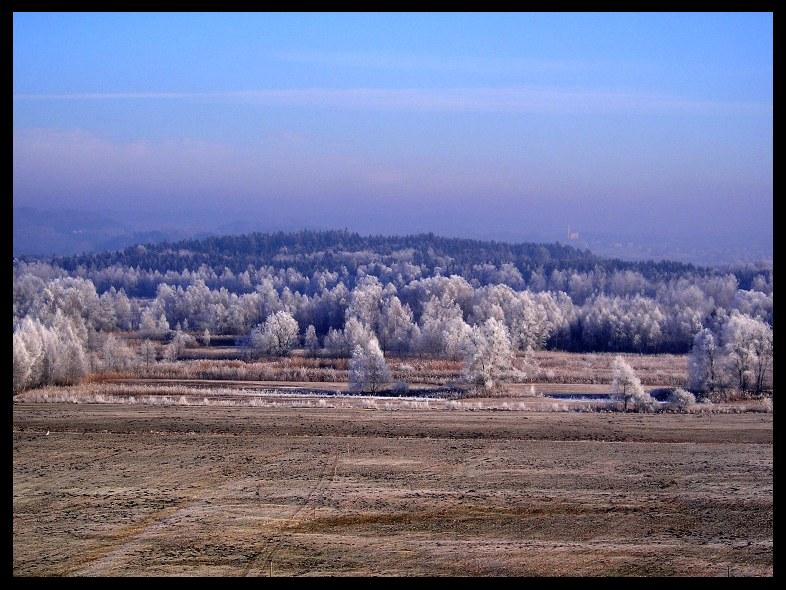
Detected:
left=29, top=228, right=713, bottom=287
left=13, top=207, right=210, bottom=257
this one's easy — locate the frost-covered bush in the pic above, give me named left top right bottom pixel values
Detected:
left=611, top=356, right=655, bottom=412
left=668, top=387, right=696, bottom=411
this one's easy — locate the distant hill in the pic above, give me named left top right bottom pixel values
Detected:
left=13, top=207, right=208, bottom=257
left=35, top=229, right=705, bottom=284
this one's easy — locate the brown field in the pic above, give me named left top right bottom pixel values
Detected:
left=103, top=348, right=690, bottom=388
left=14, top=402, right=772, bottom=576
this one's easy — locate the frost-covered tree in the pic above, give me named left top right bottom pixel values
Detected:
left=140, top=339, right=157, bottom=369
left=102, top=334, right=137, bottom=371
left=348, top=338, right=391, bottom=393
left=139, top=308, right=159, bottom=334
left=202, top=328, right=211, bottom=347
left=113, top=290, right=133, bottom=330
left=170, top=329, right=196, bottom=360
left=59, top=330, right=89, bottom=384
left=13, top=333, right=31, bottom=394
left=251, top=310, right=299, bottom=356
left=419, top=295, right=473, bottom=358
left=304, top=324, right=319, bottom=354
left=721, top=312, right=773, bottom=394
left=688, top=328, right=718, bottom=394
left=139, top=308, right=170, bottom=337
left=345, top=275, right=384, bottom=336
left=13, top=314, right=88, bottom=390
left=668, top=388, right=696, bottom=411
left=611, top=356, right=654, bottom=412
left=343, top=316, right=376, bottom=353
left=15, top=317, right=46, bottom=390
left=463, top=318, right=515, bottom=391
left=378, top=296, right=418, bottom=353
left=750, top=322, right=774, bottom=396
left=11, top=232, right=776, bottom=359
left=49, top=311, right=89, bottom=385
left=324, top=327, right=348, bottom=356
left=162, top=342, right=179, bottom=361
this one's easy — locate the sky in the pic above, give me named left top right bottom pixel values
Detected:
left=13, top=12, right=773, bottom=259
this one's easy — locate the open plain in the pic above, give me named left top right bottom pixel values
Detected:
left=13, top=402, right=773, bottom=576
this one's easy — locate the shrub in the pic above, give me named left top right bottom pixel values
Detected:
left=668, top=387, right=696, bottom=411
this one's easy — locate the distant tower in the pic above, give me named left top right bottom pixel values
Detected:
left=567, top=226, right=579, bottom=241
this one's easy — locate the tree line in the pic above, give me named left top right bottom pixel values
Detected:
left=13, top=231, right=772, bottom=396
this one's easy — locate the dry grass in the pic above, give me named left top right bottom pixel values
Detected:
left=102, top=350, right=689, bottom=388
left=13, top=382, right=772, bottom=415
left=531, top=351, right=688, bottom=386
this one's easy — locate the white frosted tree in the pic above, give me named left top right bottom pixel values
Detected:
left=611, top=356, right=654, bottom=412
left=721, top=312, right=772, bottom=395
left=304, top=324, right=319, bottom=354
left=688, top=328, right=718, bottom=394
left=102, top=334, right=137, bottom=371
left=140, top=308, right=170, bottom=337
left=59, top=329, right=89, bottom=384
left=346, top=276, right=384, bottom=336
left=343, top=317, right=376, bottom=352
left=750, top=323, right=773, bottom=396
left=39, top=325, right=59, bottom=385
left=139, top=308, right=159, bottom=334
left=158, top=313, right=171, bottom=334
left=348, top=338, right=391, bottom=394
left=169, top=329, right=196, bottom=360
left=48, top=311, right=88, bottom=385
left=419, top=295, right=473, bottom=358
left=13, top=314, right=89, bottom=389
left=140, top=339, right=157, bottom=369
left=15, top=317, right=45, bottom=389
left=463, top=318, right=515, bottom=392
left=378, top=296, right=417, bottom=353
left=162, top=342, right=179, bottom=362
left=113, top=290, right=133, bottom=330
left=202, top=328, right=211, bottom=347
left=252, top=311, right=299, bottom=356
left=13, top=334, right=31, bottom=394
left=324, top=327, right=348, bottom=357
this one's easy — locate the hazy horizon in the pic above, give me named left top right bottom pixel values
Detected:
left=13, top=13, right=773, bottom=264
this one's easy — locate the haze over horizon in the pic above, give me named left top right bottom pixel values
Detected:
left=13, top=13, right=773, bottom=264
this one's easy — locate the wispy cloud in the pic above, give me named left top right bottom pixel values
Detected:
left=13, top=86, right=770, bottom=115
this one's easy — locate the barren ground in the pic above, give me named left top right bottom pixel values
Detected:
left=13, top=403, right=772, bottom=576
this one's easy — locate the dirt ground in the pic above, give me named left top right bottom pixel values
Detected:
left=13, top=403, right=772, bottom=577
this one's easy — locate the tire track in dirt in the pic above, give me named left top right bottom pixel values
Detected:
left=243, top=445, right=342, bottom=577
left=289, top=444, right=347, bottom=577
left=60, top=449, right=289, bottom=576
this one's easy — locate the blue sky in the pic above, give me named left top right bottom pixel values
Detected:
left=13, top=12, right=773, bottom=252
